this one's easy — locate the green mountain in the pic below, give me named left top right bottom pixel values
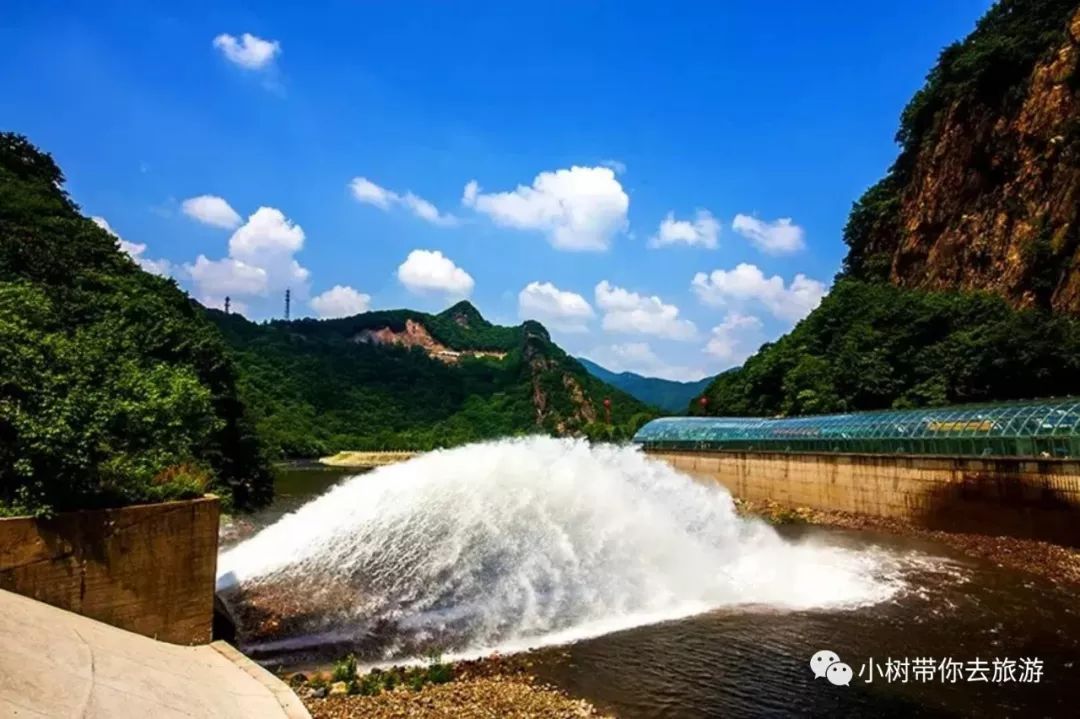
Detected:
left=209, top=303, right=657, bottom=457
left=0, top=133, right=272, bottom=516
left=699, top=0, right=1080, bottom=417
left=576, top=357, right=711, bottom=413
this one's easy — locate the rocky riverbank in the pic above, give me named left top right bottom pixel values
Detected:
left=295, top=653, right=609, bottom=719
left=735, top=498, right=1080, bottom=587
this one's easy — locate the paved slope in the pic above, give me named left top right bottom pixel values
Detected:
left=0, top=589, right=309, bottom=719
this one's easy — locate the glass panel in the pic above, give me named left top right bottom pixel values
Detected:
left=633, top=399, right=1080, bottom=458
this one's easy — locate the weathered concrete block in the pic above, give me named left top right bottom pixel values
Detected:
left=0, top=496, right=219, bottom=645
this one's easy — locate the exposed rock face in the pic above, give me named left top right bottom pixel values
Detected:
left=875, top=7, right=1080, bottom=312
left=355, top=319, right=447, bottom=353
left=354, top=319, right=507, bottom=363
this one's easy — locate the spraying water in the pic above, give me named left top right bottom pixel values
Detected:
left=217, top=437, right=915, bottom=661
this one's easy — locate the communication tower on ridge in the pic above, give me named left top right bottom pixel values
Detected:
left=285, top=289, right=291, bottom=321
left=224, top=296, right=230, bottom=315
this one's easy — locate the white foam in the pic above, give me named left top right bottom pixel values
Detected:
left=217, top=437, right=911, bottom=659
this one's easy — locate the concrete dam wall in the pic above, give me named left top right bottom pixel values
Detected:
left=0, top=496, right=220, bottom=644
left=645, top=450, right=1080, bottom=546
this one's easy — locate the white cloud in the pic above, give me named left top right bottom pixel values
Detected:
left=181, top=195, right=242, bottom=229
left=584, top=342, right=706, bottom=382
left=705, top=312, right=765, bottom=367
left=310, top=285, right=372, bottom=318
left=650, top=209, right=720, bottom=249
left=229, top=206, right=305, bottom=257
left=691, top=262, right=827, bottom=323
left=184, top=206, right=310, bottom=306
left=92, top=216, right=171, bottom=277
left=397, top=250, right=474, bottom=298
left=731, top=214, right=805, bottom=254
left=213, top=32, right=280, bottom=70
left=594, top=280, right=697, bottom=341
left=518, top=281, right=594, bottom=332
left=349, top=177, right=458, bottom=226
left=600, top=159, right=627, bottom=175
left=186, top=256, right=268, bottom=296
left=349, top=177, right=396, bottom=209
left=463, top=165, right=629, bottom=251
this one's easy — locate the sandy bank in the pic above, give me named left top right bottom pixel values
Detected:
left=318, top=451, right=418, bottom=468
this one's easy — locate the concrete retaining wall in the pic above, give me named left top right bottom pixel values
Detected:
left=646, top=450, right=1080, bottom=546
left=0, top=496, right=219, bottom=644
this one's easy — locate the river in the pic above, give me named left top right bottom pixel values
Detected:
left=219, top=446, right=1080, bottom=718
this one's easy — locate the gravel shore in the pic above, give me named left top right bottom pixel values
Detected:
left=306, top=675, right=606, bottom=719
left=736, top=498, right=1080, bottom=586
left=298, top=654, right=610, bottom=719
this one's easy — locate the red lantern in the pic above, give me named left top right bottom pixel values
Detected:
left=699, top=396, right=709, bottom=411
left=603, top=397, right=612, bottom=425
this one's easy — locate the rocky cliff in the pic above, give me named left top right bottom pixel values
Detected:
left=844, top=1, right=1080, bottom=312
left=697, top=1, right=1080, bottom=416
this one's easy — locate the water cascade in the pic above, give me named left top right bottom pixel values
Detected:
left=217, top=437, right=913, bottom=661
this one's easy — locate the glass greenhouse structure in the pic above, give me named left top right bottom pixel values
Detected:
left=632, top=399, right=1080, bottom=458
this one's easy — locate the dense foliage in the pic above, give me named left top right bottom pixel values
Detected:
left=842, top=0, right=1079, bottom=279
left=576, top=357, right=711, bottom=413
left=210, top=306, right=655, bottom=457
left=0, top=133, right=272, bottom=516
left=699, top=1, right=1080, bottom=419
left=696, top=280, right=1080, bottom=416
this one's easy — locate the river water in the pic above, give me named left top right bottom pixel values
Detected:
left=220, top=446, right=1080, bottom=718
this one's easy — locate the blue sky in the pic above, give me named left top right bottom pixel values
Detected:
left=2, top=0, right=990, bottom=380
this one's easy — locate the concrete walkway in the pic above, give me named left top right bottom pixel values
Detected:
left=0, top=590, right=310, bottom=719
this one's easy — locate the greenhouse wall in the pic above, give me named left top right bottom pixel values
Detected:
left=648, top=450, right=1080, bottom=546
left=633, top=399, right=1080, bottom=459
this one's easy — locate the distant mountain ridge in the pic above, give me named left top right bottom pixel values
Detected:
left=209, top=302, right=657, bottom=457
left=576, top=357, right=712, bottom=413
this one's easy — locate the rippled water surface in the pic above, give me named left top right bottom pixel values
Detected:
left=523, top=526, right=1080, bottom=717
left=221, top=445, right=1080, bottom=717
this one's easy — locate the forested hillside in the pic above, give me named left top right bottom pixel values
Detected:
left=699, top=0, right=1080, bottom=417
left=0, top=134, right=272, bottom=515
left=210, top=304, right=656, bottom=457
left=576, top=358, right=711, bottom=413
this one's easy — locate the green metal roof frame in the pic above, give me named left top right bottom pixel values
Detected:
left=632, top=398, right=1080, bottom=458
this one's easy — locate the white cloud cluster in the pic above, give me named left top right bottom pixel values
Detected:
left=92, top=216, right=171, bottom=277
left=650, top=209, right=720, bottom=249
left=186, top=256, right=266, bottom=295
left=594, top=280, right=697, bottom=340
left=691, top=262, right=827, bottom=323
left=584, top=342, right=706, bottom=383
left=518, top=281, right=594, bottom=332
left=310, top=285, right=372, bottom=318
left=705, top=312, right=765, bottom=367
left=463, top=165, right=629, bottom=251
left=397, top=250, right=474, bottom=298
left=349, top=177, right=458, bottom=226
left=182, top=195, right=241, bottom=229
left=731, top=214, right=805, bottom=255
left=186, top=206, right=310, bottom=306
left=213, top=32, right=281, bottom=70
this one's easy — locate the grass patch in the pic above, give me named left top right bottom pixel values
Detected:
left=312, top=651, right=456, bottom=698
